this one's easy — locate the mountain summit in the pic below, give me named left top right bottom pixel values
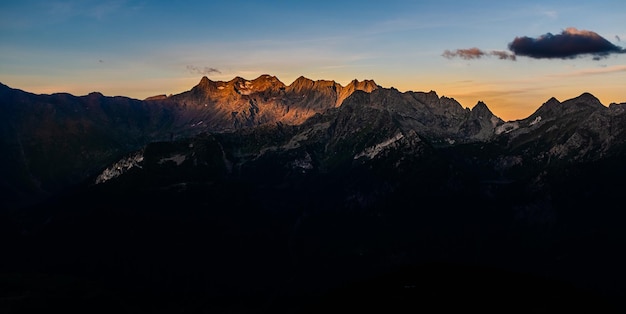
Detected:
left=154, top=75, right=382, bottom=131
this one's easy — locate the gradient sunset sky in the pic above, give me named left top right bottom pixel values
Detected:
left=1, top=0, right=624, bottom=121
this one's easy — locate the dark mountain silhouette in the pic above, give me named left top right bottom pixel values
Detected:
left=1, top=77, right=625, bottom=313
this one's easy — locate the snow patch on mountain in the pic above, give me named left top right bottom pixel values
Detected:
left=291, top=152, right=314, bottom=171
left=159, top=154, right=186, bottom=166
left=490, top=115, right=501, bottom=128
left=354, top=133, right=404, bottom=160
left=95, top=152, right=144, bottom=184
left=530, top=116, right=542, bottom=126
left=495, top=122, right=520, bottom=135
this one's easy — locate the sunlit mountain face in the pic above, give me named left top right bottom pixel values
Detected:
left=1, top=77, right=626, bottom=313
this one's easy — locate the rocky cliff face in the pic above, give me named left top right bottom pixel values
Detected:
left=338, top=88, right=503, bottom=145
left=159, top=75, right=381, bottom=132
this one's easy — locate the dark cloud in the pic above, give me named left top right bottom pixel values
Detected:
left=616, top=35, right=621, bottom=42
left=442, top=48, right=516, bottom=61
left=186, top=65, right=221, bottom=75
left=508, top=27, right=625, bottom=59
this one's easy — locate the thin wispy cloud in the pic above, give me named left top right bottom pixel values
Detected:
left=490, top=50, right=517, bottom=61
left=508, top=27, right=626, bottom=60
left=90, top=1, right=128, bottom=19
left=186, top=65, right=221, bottom=75
left=442, top=48, right=516, bottom=61
left=541, top=10, right=558, bottom=19
left=44, top=0, right=139, bottom=21
left=548, top=65, right=626, bottom=78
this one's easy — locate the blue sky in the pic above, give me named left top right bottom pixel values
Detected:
left=1, top=0, right=625, bottom=120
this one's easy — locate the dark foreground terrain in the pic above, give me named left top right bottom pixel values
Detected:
left=2, top=78, right=625, bottom=313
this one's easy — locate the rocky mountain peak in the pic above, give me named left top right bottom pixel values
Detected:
left=568, top=92, right=604, bottom=109
left=251, top=74, right=283, bottom=85
left=346, top=78, right=378, bottom=93
left=191, top=76, right=217, bottom=93
left=87, top=91, right=104, bottom=98
left=471, top=101, right=491, bottom=115
left=577, top=92, right=597, bottom=99
left=199, top=76, right=211, bottom=86
left=410, top=91, right=465, bottom=116
left=228, top=76, right=247, bottom=85
left=288, top=76, right=340, bottom=90
left=412, top=91, right=440, bottom=106
left=470, top=101, right=502, bottom=124
left=290, top=76, right=315, bottom=88
left=247, top=74, right=285, bottom=91
left=335, top=79, right=378, bottom=107
left=532, top=96, right=562, bottom=118
left=254, top=74, right=277, bottom=81
left=545, top=97, right=560, bottom=106
left=535, top=92, right=606, bottom=117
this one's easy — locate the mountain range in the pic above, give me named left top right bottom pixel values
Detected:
left=1, top=75, right=626, bottom=313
